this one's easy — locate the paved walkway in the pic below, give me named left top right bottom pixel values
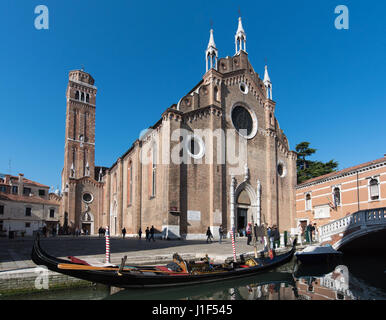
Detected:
left=0, top=235, right=266, bottom=272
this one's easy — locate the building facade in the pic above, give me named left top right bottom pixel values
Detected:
left=59, top=17, right=298, bottom=238
left=295, top=156, right=386, bottom=234
left=0, top=173, right=60, bottom=236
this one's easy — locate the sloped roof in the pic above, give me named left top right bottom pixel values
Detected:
left=297, top=156, right=386, bottom=188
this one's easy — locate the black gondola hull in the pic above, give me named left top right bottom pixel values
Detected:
left=31, top=236, right=296, bottom=288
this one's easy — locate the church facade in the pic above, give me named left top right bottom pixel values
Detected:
left=59, top=17, right=298, bottom=238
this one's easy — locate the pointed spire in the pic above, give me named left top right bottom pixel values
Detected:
left=263, top=65, right=271, bottom=83
left=207, top=28, right=216, bottom=49
left=263, top=65, right=273, bottom=100
left=205, top=28, right=218, bottom=72
left=235, top=16, right=247, bottom=54
left=236, top=17, right=245, bottom=35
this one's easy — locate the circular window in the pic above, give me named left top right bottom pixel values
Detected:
left=231, top=105, right=258, bottom=139
left=82, top=193, right=93, bottom=203
left=186, top=135, right=205, bottom=159
left=277, top=162, right=286, bottom=178
left=239, top=82, right=249, bottom=94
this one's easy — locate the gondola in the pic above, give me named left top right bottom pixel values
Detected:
left=31, top=235, right=297, bottom=288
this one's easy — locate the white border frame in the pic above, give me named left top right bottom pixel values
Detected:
left=185, top=134, right=205, bottom=160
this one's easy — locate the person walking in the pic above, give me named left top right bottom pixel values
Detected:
left=268, top=226, right=274, bottom=250
left=150, top=225, right=155, bottom=242
left=138, top=228, right=142, bottom=240
left=246, top=223, right=252, bottom=245
left=218, top=225, right=224, bottom=244
left=145, top=227, right=150, bottom=242
left=273, top=225, right=280, bottom=249
left=313, top=223, right=318, bottom=242
left=306, top=223, right=312, bottom=243
left=256, top=223, right=265, bottom=245
left=122, top=227, right=126, bottom=239
left=206, top=227, right=213, bottom=243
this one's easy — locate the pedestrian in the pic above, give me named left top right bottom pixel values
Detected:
left=306, top=223, right=312, bottom=243
left=145, top=227, right=150, bottom=242
left=138, top=228, right=142, bottom=240
left=256, top=223, right=265, bottom=245
left=313, top=223, right=318, bottom=242
left=218, top=225, right=224, bottom=244
left=268, top=226, right=274, bottom=250
left=98, top=227, right=102, bottom=237
left=42, top=226, right=47, bottom=237
left=253, top=223, right=258, bottom=242
left=122, top=227, right=126, bottom=239
left=206, top=227, right=213, bottom=243
left=150, top=225, right=155, bottom=242
left=246, top=223, right=252, bottom=245
left=273, top=225, right=280, bottom=249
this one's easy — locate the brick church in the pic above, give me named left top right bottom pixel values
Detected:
left=59, top=17, right=298, bottom=238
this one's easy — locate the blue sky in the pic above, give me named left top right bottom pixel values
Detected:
left=1, top=0, right=385, bottom=189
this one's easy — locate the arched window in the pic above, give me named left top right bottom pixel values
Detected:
left=305, top=193, right=312, bottom=211
left=369, top=178, right=380, bottom=200
left=86, top=93, right=90, bottom=103
left=81, top=92, right=85, bottom=101
left=75, top=91, right=80, bottom=100
left=333, top=187, right=341, bottom=207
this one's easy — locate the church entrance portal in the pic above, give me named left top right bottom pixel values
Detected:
left=82, top=223, right=91, bottom=235
left=236, top=208, right=248, bottom=236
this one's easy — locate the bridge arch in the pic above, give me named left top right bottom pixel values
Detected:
left=319, top=207, right=386, bottom=250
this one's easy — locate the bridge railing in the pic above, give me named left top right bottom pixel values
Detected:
left=319, top=207, right=386, bottom=242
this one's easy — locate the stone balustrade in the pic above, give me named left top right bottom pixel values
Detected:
left=319, top=207, right=386, bottom=245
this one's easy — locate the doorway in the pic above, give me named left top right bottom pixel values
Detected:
left=237, top=208, right=248, bottom=236
left=82, top=223, right=91, bottom=235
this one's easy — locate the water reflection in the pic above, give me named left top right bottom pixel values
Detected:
left=108, top=261, right=386, bottom=300
left=106, top=272, right=299, bottom=300
left=4, top=258, right=386, bottom=300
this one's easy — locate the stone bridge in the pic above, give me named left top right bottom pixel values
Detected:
left=319, top=207, right=386, bottom=250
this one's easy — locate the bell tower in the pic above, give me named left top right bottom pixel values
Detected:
left=62, top=69, right=97, bottom=188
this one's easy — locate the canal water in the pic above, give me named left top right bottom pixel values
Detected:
left=4, top=254, right=386, bottom=300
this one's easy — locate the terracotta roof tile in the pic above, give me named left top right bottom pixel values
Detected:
left=0, top=192, right=59, bottom=205
left=298, top=157, right=386, bottom=187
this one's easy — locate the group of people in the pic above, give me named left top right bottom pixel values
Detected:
left=206, top=225, right=226, bottom=243
left=98, top=226, right=107, bottom=237
left=137, top=226, right=156, bottom=242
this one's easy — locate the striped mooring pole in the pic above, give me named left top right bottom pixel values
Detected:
left=231, top=229, right=237, bottom=262
left=105, top=226, right=110, bottom=264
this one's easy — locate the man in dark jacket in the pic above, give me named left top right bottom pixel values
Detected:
left=150, top=225, right=155, bottom=242
left=273, top=226, right=280, bottom=248
left=206, top=227, right=213, bottom=243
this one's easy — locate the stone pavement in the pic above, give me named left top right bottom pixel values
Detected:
left=0, top=235, right=266, bottom=272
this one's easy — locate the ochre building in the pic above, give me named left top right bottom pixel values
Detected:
left=60, top=17, right=297, bottom=238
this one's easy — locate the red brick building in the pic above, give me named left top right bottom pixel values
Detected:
left=295, top=156, right=386, bottom=236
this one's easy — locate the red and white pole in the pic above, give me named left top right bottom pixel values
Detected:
left=105, top=226, right=110, bottom=264
left=231, top=230, right=237, bottom=262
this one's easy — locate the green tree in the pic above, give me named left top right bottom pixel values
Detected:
left=295, top=142, right=338, bottom=184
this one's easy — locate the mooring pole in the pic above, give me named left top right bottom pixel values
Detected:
left=105, top=226, right=110, bottom=264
